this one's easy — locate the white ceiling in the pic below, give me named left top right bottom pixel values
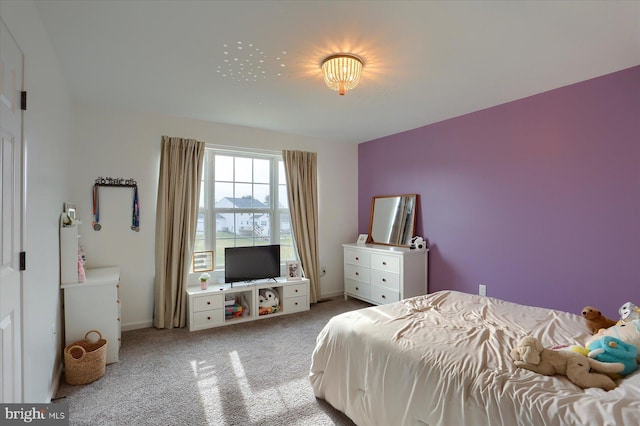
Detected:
left=35, top=0, right=640, bottom=144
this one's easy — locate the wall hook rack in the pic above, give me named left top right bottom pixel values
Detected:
left=94, top=177, right=138, bottom=188
left=93, top=177, right=140, bottom=231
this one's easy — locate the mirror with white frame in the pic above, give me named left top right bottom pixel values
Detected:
left=368, top=194, right=417, bottom=246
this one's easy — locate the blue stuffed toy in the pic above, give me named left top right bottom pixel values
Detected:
left=588, top=336, right=638, bottom=376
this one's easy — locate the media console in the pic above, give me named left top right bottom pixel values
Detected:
left=186, top=277, right=310, bottom=331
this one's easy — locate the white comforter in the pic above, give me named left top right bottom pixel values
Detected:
left=309, top=291, right=640, bottom=426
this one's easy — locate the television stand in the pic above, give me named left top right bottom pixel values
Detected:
left=186, top=277, right=310, bottom=331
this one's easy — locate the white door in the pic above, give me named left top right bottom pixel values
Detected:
left=0, top=16, right=24, bottom=403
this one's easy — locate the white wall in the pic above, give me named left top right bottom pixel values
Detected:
left=0, top=0, right=74, bottom=402
left=71, top=104, right=358, bottom=330
left=2, top=0, right=356, bottom=403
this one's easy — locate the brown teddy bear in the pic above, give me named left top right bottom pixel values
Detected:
left=511, top=336, right=623, bottom=391
left=581, top=306, right=617, bottom=334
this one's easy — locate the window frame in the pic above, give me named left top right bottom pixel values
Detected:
left=196, top=145, right=295, bottom=272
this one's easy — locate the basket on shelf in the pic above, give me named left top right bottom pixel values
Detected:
left=64, top=329, right=108, bottom=385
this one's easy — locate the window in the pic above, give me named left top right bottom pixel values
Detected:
left=196, top=147, right=295, bottom=271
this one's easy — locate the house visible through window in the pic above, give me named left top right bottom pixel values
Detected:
left=196, top=147, right=295, bottom=271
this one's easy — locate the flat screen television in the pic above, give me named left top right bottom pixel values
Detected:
left=225, top=245, right=281, bottom=283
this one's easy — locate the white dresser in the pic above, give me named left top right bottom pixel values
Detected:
left=61, top=267, right=121, bottom=363
left=343, top=243, right=428, bottom=305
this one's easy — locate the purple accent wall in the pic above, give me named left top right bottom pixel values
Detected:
left=359, top=65, right=640, bottom=318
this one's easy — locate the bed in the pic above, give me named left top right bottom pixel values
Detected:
left=309, top=291, right=640, bottom=426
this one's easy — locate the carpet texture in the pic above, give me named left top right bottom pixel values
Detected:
left=55, top=297, right=369, bottom=425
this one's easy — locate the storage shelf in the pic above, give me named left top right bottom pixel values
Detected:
left=186, top=278, right=310, bottom=331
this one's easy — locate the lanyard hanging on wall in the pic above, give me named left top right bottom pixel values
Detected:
left=131, top=186, right=140, bottom=232
left=93, top=184, right=102, bottom=231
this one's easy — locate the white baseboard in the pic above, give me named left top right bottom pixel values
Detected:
left=318, top=290, right=344, bottom=300
left=122, top=320, right=153, bottom=331
left=47, top=362, right=64, bottom=403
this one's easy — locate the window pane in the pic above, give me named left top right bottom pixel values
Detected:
left=194, top=212, right=206, bottom=251
left=254, top=158, right=270, bottom=184
left=234, top=184, right=252, bottom=202
left=214, top=237, right=235, bottom=271
left=254, top=183, right=269, bottom=207
left=214, top=212, right=272, bottom=244
left=215, top=155, right=233, bottom=181
left=254, top=213, right=271, bottom=242
left=235, top=157, right=252, bottom=182
left=278, top=185, right=288, bottom=209
left=215, top=182, right=233, bottom=203
left=199, top=180, right=205, bottom=208
left=279, top=161, right=286, bottom=183
left=279, top=212, right=294, bottom=261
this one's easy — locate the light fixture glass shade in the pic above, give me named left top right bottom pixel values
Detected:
left=321, top=54, right=364, bottom=95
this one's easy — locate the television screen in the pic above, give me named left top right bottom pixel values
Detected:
left=225, top=245, right=281, bottom=283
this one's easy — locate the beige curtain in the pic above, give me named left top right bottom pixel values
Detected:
left=154, top=136, right=205, bottom=328
left=283, top=150, right=320, bottom=303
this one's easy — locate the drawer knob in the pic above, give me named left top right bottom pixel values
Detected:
left=355, top=287, right=359, bottom=291
left=355, top=272, right=359, bottom=276
left=294, top=302, right=298, bottom=306
left=355, top=256, right=359, bottom=261
left=382, top=278, right=387, bottom=282
left=382, top=294, right=386, bottom=299
left=207, top=316, right=211, bottom=320
left=207, top=301, right=211, bottom=305
left=382, top=261, right=387, bottom=266
left=295, top=289, right=298, bottom=293
left=116, top=284, right=120, bottom=289
left=117, top=317, right=120, bottom=321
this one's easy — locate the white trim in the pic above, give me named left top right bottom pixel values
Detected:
left=47, top=362, right=63, bottom=403
left=320, top=290, right=345, bottom=300
left=122, top=320, right=153, bottom=331
left=206, top=143, right=281, bottom=157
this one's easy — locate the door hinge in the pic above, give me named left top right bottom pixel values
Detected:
left=19, top=252, right=26, bottom=271
left=21, top=91, right=27, bottom=111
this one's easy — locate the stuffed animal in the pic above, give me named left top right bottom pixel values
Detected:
left=258, top=288, right=279, bottom=311
left=586, top=336, right=638, bottom=376
left=581, top=306, right=617, bottom=334
left=585, top=319, right=640, bottom=362
left=619, top=302, right=640, bottom=322
left=511, top=336, right=624, bottom=391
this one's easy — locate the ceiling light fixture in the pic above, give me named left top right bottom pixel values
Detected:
left=321, top=54, right=364, bottom=96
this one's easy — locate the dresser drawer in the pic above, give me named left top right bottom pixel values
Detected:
left=370, top=286, right=400, bottom=305
left=283, top=295, right=308, bottom=313
left=193, top=294, right=224, bottom=312
left=370, top=269, right=400, bottom=290
left=370, top=253, right=400, bottom=273
left=283, top=282, right=308, bottom=298
left=193, top=309, right=224, bottom=328
left=345, top=279, right=371, bottom=300
left=344, top=248, right=370, bottom=267
left=345, top=264, right=370, bottom=284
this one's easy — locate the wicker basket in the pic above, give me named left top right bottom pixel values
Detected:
left=64, top=329, right=108, bottom=385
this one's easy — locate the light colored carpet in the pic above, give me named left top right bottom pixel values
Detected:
left=55, top=297, right=370, bottom=425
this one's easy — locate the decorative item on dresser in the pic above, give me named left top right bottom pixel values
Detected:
left=61, top=267, right=121, bottom=364
left=368, top=194, right=417, bottom=246
left=343, top=243, right=428, bottom=305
